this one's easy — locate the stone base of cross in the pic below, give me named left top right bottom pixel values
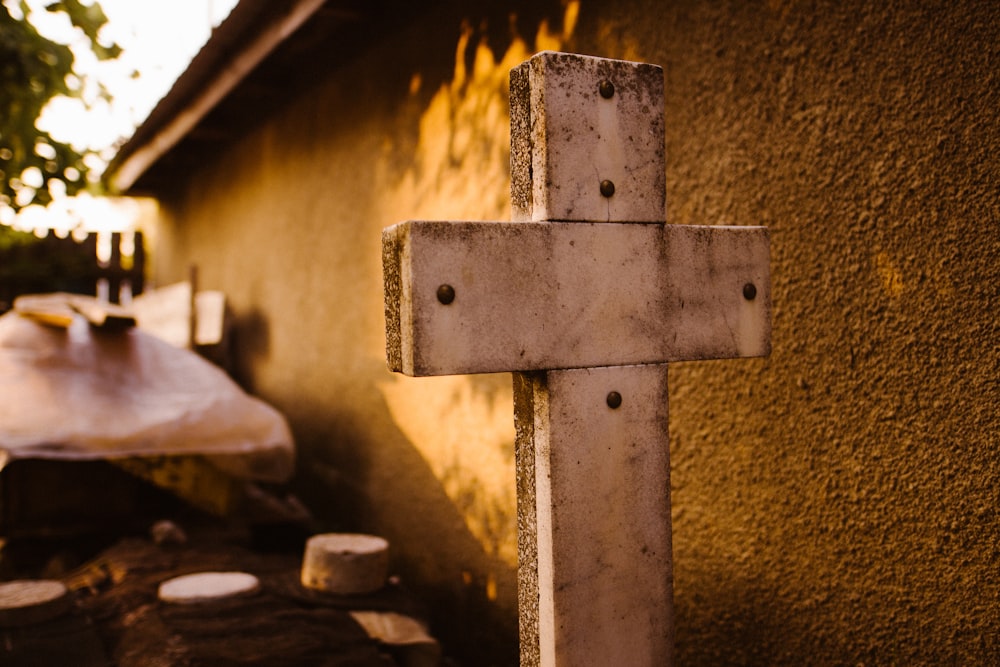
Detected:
left=383, top=51, right=770, bottom=666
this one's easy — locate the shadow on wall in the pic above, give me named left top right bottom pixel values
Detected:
left=291, top=366, right=520, bottom=665
left=229, top=306, right=270, bottom=393
left=673, top=569, right=852, bottom=666
left=368, top=0, right=583, bottom=564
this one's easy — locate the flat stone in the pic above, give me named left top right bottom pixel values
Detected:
left=351, top=611, right=442, bottom=667
left=158, top=571, right=261, bottom=604
left=350, top=611, right=436, bottom=646
left=0, top=579, right=71, bottom=627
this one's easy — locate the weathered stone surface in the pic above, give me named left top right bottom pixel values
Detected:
left=510, top=51, right=665, bottom=223
left=383, top=50, right=772, bottom=667
left=384, top=220, right=770, bottom=376
left=514, top=365, right=674, bottom=667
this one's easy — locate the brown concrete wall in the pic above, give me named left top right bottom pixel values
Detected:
left=148, top=0, right=999, bottom=663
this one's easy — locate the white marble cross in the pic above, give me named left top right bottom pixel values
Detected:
left=383, top=51, right=771, bottom=667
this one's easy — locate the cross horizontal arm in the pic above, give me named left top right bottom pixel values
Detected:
left=383, top=220, right=770, bottom=376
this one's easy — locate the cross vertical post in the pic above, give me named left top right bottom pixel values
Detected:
left=382, top=51, right=771, bottom=666
left=510, top=52, right=673, bottom=667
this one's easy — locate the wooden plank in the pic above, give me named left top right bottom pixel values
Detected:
left=12, top=293, right=137, bottom=330
left=12, top=294, right=76, bottom=329
left=69, top=295, right=137, bottom=329
left=383, top=220, right=770, bottom=376
left=112, top=455, right=239, bottom=516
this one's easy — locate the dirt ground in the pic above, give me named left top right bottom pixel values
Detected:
left=1, top=519, right=435, bottom=666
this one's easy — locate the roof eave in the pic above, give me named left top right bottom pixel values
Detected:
left=106, top=0, right=329, bottom=194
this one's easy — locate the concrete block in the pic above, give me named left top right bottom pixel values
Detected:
left=514, top=365, right=673, bottom=667
left=383, top=220, right=770, bottom=376
left=510, top=51, right=665, bottom=223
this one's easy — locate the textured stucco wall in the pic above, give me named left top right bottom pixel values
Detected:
left=148, top=0, right=998, bottom=664
left=590, top=2, right=1000, bottom=663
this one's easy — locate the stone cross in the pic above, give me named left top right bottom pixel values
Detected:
left=382, top=51, right=770, bottom=666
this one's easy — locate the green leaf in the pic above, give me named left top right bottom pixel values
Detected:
left=0, top=1, right=121, bottom=212
left=45, top=0, right=121, bottom=61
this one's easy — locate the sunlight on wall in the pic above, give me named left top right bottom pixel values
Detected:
left=380, top=375, right=518, bottom=564
left=875, top=250, right=904, bottom=298
left=375, top=2, right=579, bottom=569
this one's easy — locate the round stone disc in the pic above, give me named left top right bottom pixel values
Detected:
left=0, top=579, right=71, bottom=627
left=158, top=571, right=261, bottom=604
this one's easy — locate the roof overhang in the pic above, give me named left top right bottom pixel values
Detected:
left=106, top=0, right=410, bottom=195
left=106, top=0, right=557, bottom=196
left=107, top=0, right=329, bottom=194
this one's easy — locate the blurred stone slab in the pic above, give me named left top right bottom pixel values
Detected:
left=132, top=281, right=227, bottom=348
left=351, top=611, right=442, bottom=667
left=0, top=309, right=294, bottom=482
left=158, top=571, right=261, bottom=604
left=0, top=580, right=71, bottom=627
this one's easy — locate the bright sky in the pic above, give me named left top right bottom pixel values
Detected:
left=34, top=0, right=238, bottom=159
left=2, top=0, right=239, bottom=234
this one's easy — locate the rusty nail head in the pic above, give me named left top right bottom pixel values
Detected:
left=606, top=391, right=622, bottom=409
left=599, top=80, right=615, bottom=99
left=743, top=283, right=757, bottom=300
left=437, top=284, right=456, bottom=305
left=600, top=180, right=616, bottom=197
